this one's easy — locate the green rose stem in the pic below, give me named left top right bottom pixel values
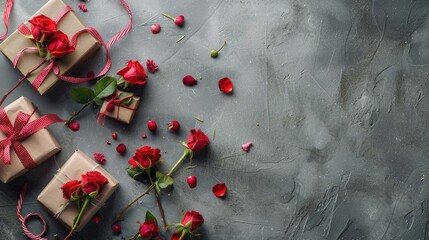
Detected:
left=210, top=41, right=227, bottom=58
left=113, top=148, right=192, bottom=222
left=64, top=100, right=94, bottom=125
left=64, top=196, right=91, bottom=240
left=0, top=59, right=47, bottom=106
left=146, top=169, right=168, bottom=228
left=129, top=232, right=140, bottom=240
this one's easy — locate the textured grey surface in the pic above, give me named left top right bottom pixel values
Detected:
left=1, top=0, right=429, bottom=239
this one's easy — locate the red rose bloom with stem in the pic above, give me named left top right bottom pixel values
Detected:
left=117, top=60, right=148, bottom=87
left=171, top=211, right=204, bottom=240
left=139, top=219, right=160, bottom=238
left=28, top=15, right=57, bottom=43
left=128, top=146, right=162, bottom=170
left=47, top=30, right=75, bottom=59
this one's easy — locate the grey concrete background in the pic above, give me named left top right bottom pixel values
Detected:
left=1, top=0, right=429, bottom=239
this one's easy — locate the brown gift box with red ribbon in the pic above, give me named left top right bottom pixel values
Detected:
left=37, top=150, right=119, bottom=231
left=0, top=0, right=100, bottom=95
left=99, top=91, right=140, bottom=124
left=0, top=97, right=61, bottom=183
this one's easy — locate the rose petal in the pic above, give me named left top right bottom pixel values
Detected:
left=183, top=75, right=197, bottom=86
left=92, top=213, right=102, bottom=224
left=241, top=141, right=253, bottom=152
left=141, top=133, right=147, bottom=139
left=106, top=140, right=111, bottom=145
left=112, top=223, right=121, bottom=234
left=212, top=183, right=227, bottom=198
left=116, top=144, right=126, bottom=154
left=78, top=3, right=88, bottom=12
left=112, top=132, right=118, bottom=139
left=150, top=24, right=161, bottom=34
left=187, top=176, right=197, bottom=189
left=218, top=77, right=233, bottom=93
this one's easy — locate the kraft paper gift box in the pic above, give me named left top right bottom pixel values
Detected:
left=0, top=96, right=61, bottom=183
left=37, top=150, right=119, bottom=231
left=0, top=0, right=100, bottom=95
left=99, top=91, right=140, bottom=124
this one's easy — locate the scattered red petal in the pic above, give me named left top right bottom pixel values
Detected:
left=116, top=144, right=126, bottom=154
left=106, top=140, right=111, bottom=145
left=112, top=132, right=118, bottom=140
left=150, top=24, right=161, bottom=34
left=68, top=122, right=80, bottom=132
left=146, top=59, right=159, bottom=73
left=141, top=134, right=147, bottom=139
left=174, top=16, right=185, bottom=27
left=241, top=141, right=253, bottom=152
left=92, top=213, right=102, bottom=224
left=218, top=77, right=233, bottom=93
left=147, top=120, right=157, bottom=132
left=112, top=223, right=121, bottom=234
left=168, top=120, right=180, bottom=132
left=78, top=3, right=88, bottom=12
left=94, top=153, right=106, bottom=164
left=213, top=183, right=227, bottom=198
left=187, top=175, right=197, bottom=189
left=87, top=71, right=95, bottom=78
left=183, top=75, right=197, bottom=86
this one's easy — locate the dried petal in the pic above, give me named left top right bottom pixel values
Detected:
left=78, top=3, right=88, bottom=12
left=146, top=59, right=159, bottom=73
left=241, top=141, right=253, bottom=152
left=150, top=24, right=161, bottom=34
left=92, top=213, right=102, bottom=224
left=218, top=77, right=233, bottom=93
left=187, top=176, right=197, bottom=189
left=212, top=183, right=227, bottom=198
left=116, top=144, right=126, bottom=154
left=68, top=122, right=80, bottom=132
left=148, top=120, right=157, bottom=132
left=183, top=75, right=197, bottom=86
left=94, top=153, right=106, bottom=164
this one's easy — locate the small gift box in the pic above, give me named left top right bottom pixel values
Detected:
left=99, top=91, right=140, bottom=124
left=0, top=96, right=61, bottom=183
left=0, top=0, right=100, bottom=95
left=37, top=150, right=119, bottom=231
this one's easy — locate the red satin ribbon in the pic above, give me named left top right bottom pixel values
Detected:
left=97, top=90, right=137, bottom=125
left=7, top=0, right=132, bottom=90
left=0, top=0, right=14, bottom=40
left=0, top=108, right=64, bottom=168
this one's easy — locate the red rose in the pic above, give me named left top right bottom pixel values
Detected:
left=117, top=60, right=148, bottom=85
left=82, top=181, right=99, bottom=196
left=181, top=210, right=204, bottom=231
left=61, top=180, right=82, bottom=200
left=47, top=31, right=75, bottom=58
left=28, top=15, right=57, bottom=42
left=187, top=129, right=210, bottom=152
left=128, top=146, right=161, bottom=169
left=170, top=232, right=182, bottom=240
left=139, top=219, right=160, bottom=238
left=81, top=171, right=109, bottom=195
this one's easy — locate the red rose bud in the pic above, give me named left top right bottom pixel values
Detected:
left=47, top=31, right=75, bottom=58
left=168, top=120, right=180, bottom=132
left=181, top=211, right=204, bottom=231
left=92, top=213, right=102, bottom=224
left=68, top=122, right=80, bottom=132
left=128, top=146, right=161, bottom=169
left=139, top=219, right=160, bottom=238
left=61, top=180, right=82, bottom=200
left=182, top=75, right=197, bottom=86
left=174, top=15, right=185, bottom=27
left=146, top=59, right=159, bottom=73
left=112, top=223, right=122, bottom=234
left=28, top=15, right=57, bottom=43
left=212, top=183, right=227, bottom=198
left=106, top=102, right=115, bottom=113
left=187, top=175, right=197, bottom=189
left=117, top=60, right=148, bottom=86
left=112, top=132, right=118, bottom=139
left=150, top=24, right=161, bottom=34
left=147, top=120, right=157, bottom=132
left=218, top=77, right=233, bottom=93
left=187, top=129, right=210, bottom=152
left=116, top=143, right=127, bottom=154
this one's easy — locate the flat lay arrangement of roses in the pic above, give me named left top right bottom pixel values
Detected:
left=0, top=0, right=249, bottom=240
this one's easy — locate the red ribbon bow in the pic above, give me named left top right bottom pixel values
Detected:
left=0, top=108, right=64, bottom=168
left=97, top=90, right=137, bottom=125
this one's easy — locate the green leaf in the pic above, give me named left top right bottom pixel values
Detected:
left=156, top=171, right=164, bottom=181
left=158, top=175, right=174, bottom=188
left=71, top=87, right=95, bottom=104
left=94, top=97, right=103, bottom=106
left=118, top=92, right=133, bottom=106
left=145, top=211, right=157, bottom=222
left=126, top=166, right=144, bottom=179
left=94, top=76, right=117, bottom=99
